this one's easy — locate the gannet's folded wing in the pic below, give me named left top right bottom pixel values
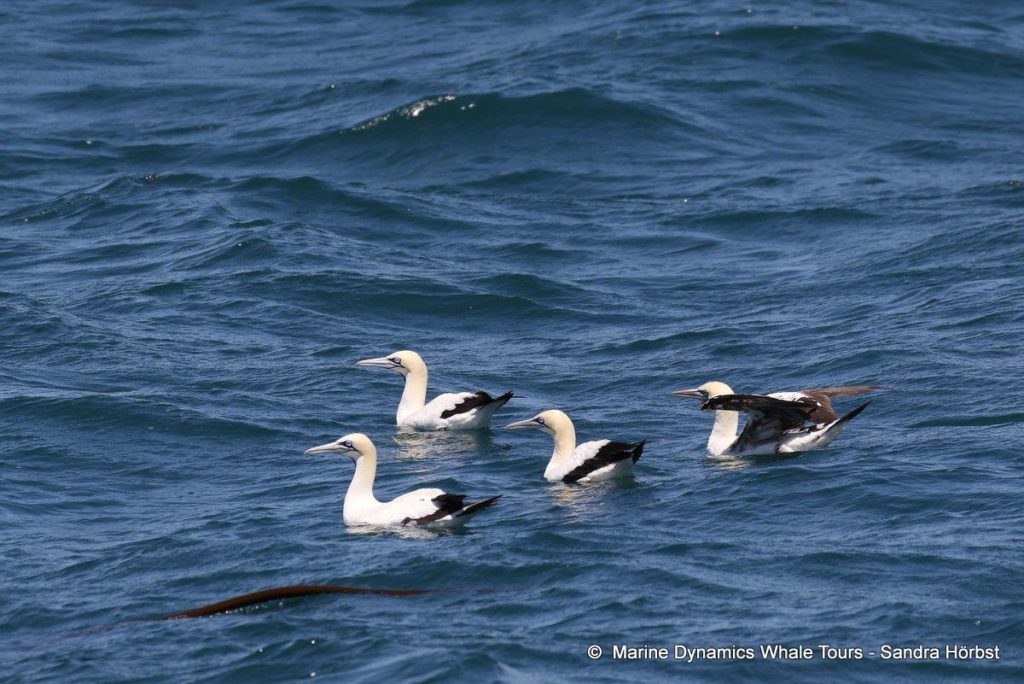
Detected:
left=562, top=440, right=645, bottom=484
left=398, top=491, right=502, bottom=526
left=440, top=391, right=514, bottom=419
left=407, top=391, right=514, bottom=429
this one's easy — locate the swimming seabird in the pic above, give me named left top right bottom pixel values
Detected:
left=505, top=410, right=645, bottom=483
left=357, top=350, right=513, bottom=430
left=672, top=381, right=876, bottom=456
left=305, top=433, right=500, bottom=527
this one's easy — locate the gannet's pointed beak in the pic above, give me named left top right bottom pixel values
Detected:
left=672, top=388, right=704, bottom=399
left=505, top=418, right=538, bottom=430
left=305, top=441, right=342, bottom=455
left=356, top=356, right=393, bottom=368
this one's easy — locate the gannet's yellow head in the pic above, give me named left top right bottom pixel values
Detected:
left=356, top=350, right=426, bottom=378
left=304, top=432, right=376, bottom=462
left=504, top=409, right=573, bottom=436
left=671, top=381, right=734, bottom=401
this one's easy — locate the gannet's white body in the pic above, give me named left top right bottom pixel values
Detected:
left=673, top=381, right=874, bottom=457
left=305, top=433, right=500, bottom=527
left=357, top=350, right=512, bottom=430
left=506, top=410, right=645, bottom=483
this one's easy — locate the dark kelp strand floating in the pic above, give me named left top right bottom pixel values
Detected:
left=160, top=584, right=432, bottom=620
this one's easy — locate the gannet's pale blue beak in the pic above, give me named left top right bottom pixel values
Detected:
left=356, top=356, right=393, bottom=368
left=505, top=418, right=540, bottom=430
left=672, top=388, right=704, bottom=399
left=304, top=441, right=344, bottom=455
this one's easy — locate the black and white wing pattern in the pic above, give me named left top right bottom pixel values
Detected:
left=561, top=440, right=645, bottom=484
left=703, top=394, right=818, bottom=453
left=440, top=391, right=514, bottom=419
left=400, top=493, right=502, bottom=526
left=407, top=391, right=514, bottom=430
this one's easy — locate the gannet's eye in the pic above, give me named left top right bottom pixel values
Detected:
left=389, top=357, right=402, bottom=365
left=535, top=417, right=545, bottom=425
left=699, top=390, right=709, bottom=398
left=341, top=440, right=354, bottom=449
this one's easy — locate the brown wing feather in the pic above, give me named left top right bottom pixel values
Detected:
left=800, top=386, right=881, bottom=424
left=801, top=385, right=881, bottom=398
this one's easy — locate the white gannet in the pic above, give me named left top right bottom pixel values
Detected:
left=305, top=433, right=500, bottom=527
left=357, top=350, right=513, bottom=431
left=505, top=410, right=645, bottom=483
left=672, top=381, right=876, bottom=456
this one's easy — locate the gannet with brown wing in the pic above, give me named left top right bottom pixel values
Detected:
left=673, top=382, right=877, bottom=456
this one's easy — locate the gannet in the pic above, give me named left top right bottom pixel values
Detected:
left=505, top=410, right=645, bottom=483
left=305, top=433, right=500, bottom=527
left=672, top=381, right=876, bottom=456
left=357, top=350, right=513, bottom=430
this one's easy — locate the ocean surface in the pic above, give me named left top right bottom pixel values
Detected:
left=2, top=0, right=1023, bottom=681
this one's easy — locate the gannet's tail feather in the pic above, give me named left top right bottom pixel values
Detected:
left=780, top=400, right=872, bottom=453
left=837, top=400, right=871, bottom=424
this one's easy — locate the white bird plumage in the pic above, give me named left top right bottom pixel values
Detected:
left=505, top=409, right=645, bottom=483
left=304, top=433, right=500, bottom=527
left=673, top=381, right=876, bottom=457
left=356, top=350, right=513, bottom=430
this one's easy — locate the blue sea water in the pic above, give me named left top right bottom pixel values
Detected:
left=2, top=0, right=1024, bottom=681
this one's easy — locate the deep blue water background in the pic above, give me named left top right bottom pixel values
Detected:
left=2, top=0, right=1023, bottom=681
